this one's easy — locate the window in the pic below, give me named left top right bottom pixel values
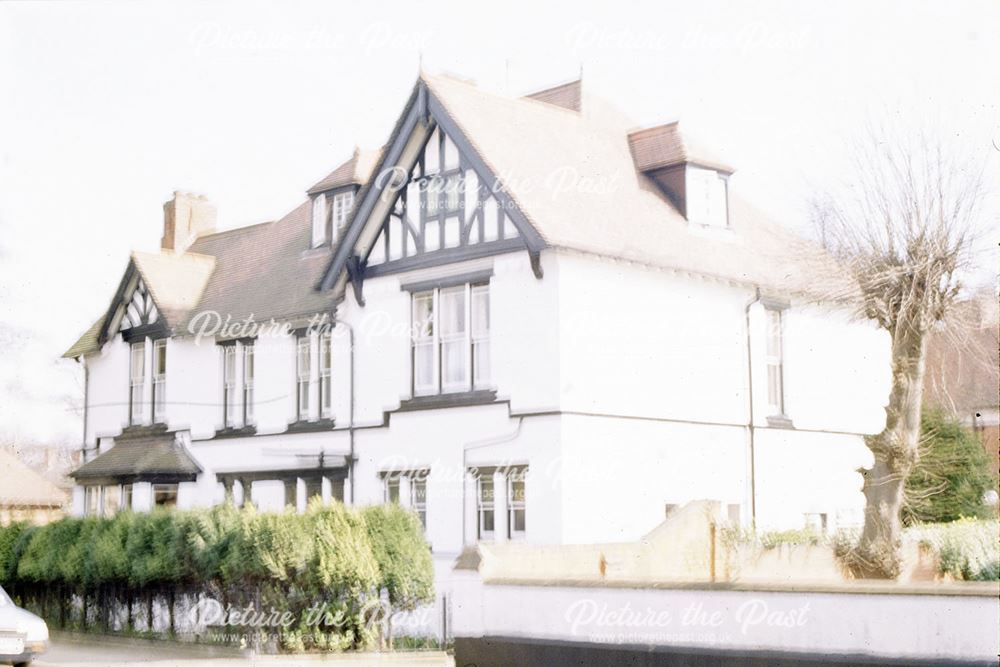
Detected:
left=311, top=194, right=327, bottom=247
left=765, top=308, right=785, bottom=416
left=477, top=475, right=495, bottom=540
left=507, top=470, right=526, bottom=539
left=129, top=341, right=145, bottom=425
left=121, top=484, right=133, bottom=511
left=686, top=166, right=728, bottom=227
left=439, top=286, right=467, bottom=391
left=152, top=339, right=167, bottom=423
left=331, top=191, right=354, bottom=241
left=243, top=343, right=255, bottom=424
left=103, top=484, right=121, bottom=517
left=385, top=477, right=400, bottom=504
left=223, top=345, right=237, bottom=427
left=411, top=284, right=490, bottom=396
left=472, top=286, right=490, bottom=389
left=296, top=335, right=312, bottom=420
left=84, top=486, right=100, bottom=516
left=412, top=292, right=437, bottom=395
left=412, top=475, right=427, bottom=529
left=320, top=332, right=332, bottom=418
left=153, top=484, right=178, bottom=508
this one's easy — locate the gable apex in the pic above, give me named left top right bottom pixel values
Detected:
left=318, top=77, right=546, bottom=293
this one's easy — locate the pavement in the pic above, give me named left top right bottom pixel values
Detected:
left=28, top=634, right=453, bottom=667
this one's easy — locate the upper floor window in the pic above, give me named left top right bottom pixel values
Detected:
left=765, top=308, right=785, bottom=416
left=686, top=166, right=728, bottom=228
left=296, top=334, right=312, bottom=421
left=222, top=341, right=254, bottom=429
left=320, top=332, right=333, bottom=418
left=311, top=195, right=327, bottom=248
left=223, top=345, right=238, bottom=428
left=331, top=191, right=354, bottom=241
left=152, top=339, right=167, bottom=423
left=243, top=343, right=255, bottom=424
left=411, top=283, right=490, bottom=396
left=129, top=341, right=145, bottom=425
left=312, top=191, right=356, bottom=248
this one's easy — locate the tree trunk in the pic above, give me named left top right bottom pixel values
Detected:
left=855, top=324, right=927, bottom=578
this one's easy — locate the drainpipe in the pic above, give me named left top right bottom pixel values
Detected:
left=744, top=288, right=761, bottom=528
left=461, top=418, right=523, bottom=547
left=79, top=358, right=89, bottom=462
left=329, top=308, right=356, bottom=504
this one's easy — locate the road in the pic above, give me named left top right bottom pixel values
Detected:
left=30, top=634, right=453, bottom=667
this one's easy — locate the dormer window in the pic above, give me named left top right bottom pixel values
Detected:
left=331, top=191, right=354, bottom=241
left=311, top=194, right=327, bottom=247
left=311, top=190, right=356, bottom=248
left=685, top=166, right=729, bottom=228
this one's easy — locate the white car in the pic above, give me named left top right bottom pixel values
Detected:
left=0, top=586, right=47, bottom=667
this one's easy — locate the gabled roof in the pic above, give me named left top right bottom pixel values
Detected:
left=321, top=74, right=844, bottom=296
left=71, top=427, right=201, bottom=482
left=64, top=251, right=215, bottom=358
left=0, top=448, right=68, bottom=508
left=307, top=147, right=383, bottom=195
left=65, top=199, right=340, bottom=357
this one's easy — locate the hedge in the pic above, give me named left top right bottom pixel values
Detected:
left=0, top=500, right=434, bottom=650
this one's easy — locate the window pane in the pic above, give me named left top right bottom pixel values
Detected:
left=414, top=342, right=436, bottom=394
left=412, top=293, right=434, bottom=339
left=442, top=340, right=467, bottom=389
left=444, top=175, right=461, bottom=213
left=130, top=342, right=144, bottom=381
left=103, top=485, right=121, bottom=516
left=473, top=341, right=490, bottom=388
left=482, top=510, right=494, bottom=533
left=512, top=509, right=526, bottom=532
left=439, top=287, right=466, bottom=336
left=386, top=479, right=400, bottom=504
left=472, top=287, right=489, bottom=337
left=153, top=484, right=178, bottom=508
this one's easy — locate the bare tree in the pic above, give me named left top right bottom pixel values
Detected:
left=810, top=125, right=992, bottom=578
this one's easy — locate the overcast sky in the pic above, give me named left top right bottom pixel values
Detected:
left=0, top=0, right=997, bottom=446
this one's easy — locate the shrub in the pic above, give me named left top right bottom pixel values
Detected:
left=362, top=504, right=434, bottom=611
left=904, top=409, right=996, bottom=525
left=906, top=518, right=1000, bottom=580
left=0, top=501, right=432, bottom=651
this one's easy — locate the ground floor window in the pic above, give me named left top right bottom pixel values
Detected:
left=507, top=468, right=526, bottom=540
left=477, top=475, right=495, bottom=540
left=84, top=486, right=100, bottom=516
left=153, top=483, right=178, bottom=508
left=412, top=475, right=427, bottom=529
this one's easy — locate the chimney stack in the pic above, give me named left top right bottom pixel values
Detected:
left=161, top=191, right=217, bottom=253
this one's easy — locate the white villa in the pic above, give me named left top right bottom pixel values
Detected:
left=65, top=74, right=890, bottom=587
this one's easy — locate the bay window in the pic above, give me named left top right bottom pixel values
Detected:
left=411, top=283, right=490, bottom=396
left=128, top=341, right=145, bottom=425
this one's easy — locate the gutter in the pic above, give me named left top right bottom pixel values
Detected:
left=744, top=287, right=761, bottom=527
